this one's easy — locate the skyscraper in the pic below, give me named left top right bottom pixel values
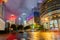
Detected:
left=40, top=0, right=60, bottom=31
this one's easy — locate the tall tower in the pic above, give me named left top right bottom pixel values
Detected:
left=0, top=1, right=3, bottom=18
left=0, top=0, right=7, bottom=18
left=0, top=0, right=5, bottom=30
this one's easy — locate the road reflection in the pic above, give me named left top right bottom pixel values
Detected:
left=0, top=31, right=60, bottom=40
left=26, top=32, right=60, bottom=40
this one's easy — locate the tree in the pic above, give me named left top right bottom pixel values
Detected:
left=17, top=25, right=24, bottom=30
left=24, top=26, right=31, bottom=30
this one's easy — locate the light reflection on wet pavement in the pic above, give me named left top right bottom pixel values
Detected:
left=0, top=32, right=60, bottom=40
left=26, top=32, right=60, bottom=40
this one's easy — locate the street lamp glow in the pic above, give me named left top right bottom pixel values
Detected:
left=45, top=17, right=48, bottom=21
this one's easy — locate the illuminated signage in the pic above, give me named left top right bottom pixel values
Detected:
left=27, top=13, right=34, bottom=21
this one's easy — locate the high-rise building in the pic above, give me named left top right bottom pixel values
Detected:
left=40, top=0, right=60, bottom=31
left=0, top=1, right=5, bottom=31
left=0, top=2, right=3, bottom=18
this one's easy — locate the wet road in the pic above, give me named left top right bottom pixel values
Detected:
left=0, top=32, right=60, bottom=40
left=26, top=32, right=60, bottom=40
left=0, top=34, right=8, bottom=40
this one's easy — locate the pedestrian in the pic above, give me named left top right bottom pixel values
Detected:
left=6, top=30, right=17, bottom=40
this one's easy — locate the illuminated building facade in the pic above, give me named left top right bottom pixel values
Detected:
left=0, top=1, right=3, bottom=18
left=0, top=1, right=5, bottom=30
left=40, top=0, right=60, bottom=30
left=26, top=13, right=34, bottom=26
left=33, top=7, right=40, bottom=25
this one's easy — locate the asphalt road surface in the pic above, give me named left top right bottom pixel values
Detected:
left=0, top=32, right=60, bottom=40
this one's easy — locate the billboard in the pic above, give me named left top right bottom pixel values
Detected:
left=27, top=13, right=34, bottom=21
